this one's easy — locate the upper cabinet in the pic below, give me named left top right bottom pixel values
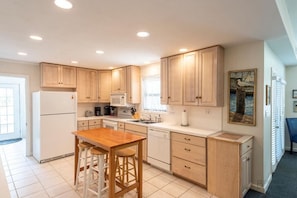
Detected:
left=160, top=58, right=168, bottom=105
left=168, top=55, right=184, bottom=105
left=111, top=67, right=127, bottom=93
left=161, top=46, right=224, bottom=107
left=198, top=46, right=224, bottom=106
left=98, top=70, right=112, bottom=103
left=41, top=62, right=77, bottom=88
left=76, top=68, right=97, bottom=103
left=126, top=66, right=141, bottom=104
left=112, top=66, right=141, bottom=104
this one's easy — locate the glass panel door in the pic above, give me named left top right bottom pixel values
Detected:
left=0, top=84, right=20, bottom=141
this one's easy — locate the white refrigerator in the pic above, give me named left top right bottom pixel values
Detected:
left=32, top=91, right=77, bottom=163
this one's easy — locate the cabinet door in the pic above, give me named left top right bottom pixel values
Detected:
left=98, top=70, right=111, bottom=102
left=41, top=63, right=60, bottom=87
left=199, top=46, right=224, bottom=106
left=111, top=67, right=127, bottom=93
left=160, top=58, right=168, bottom=104
left=77, top=68, right=97, bottom=102
left=61, top=66, right=77, bottom=88
left=183, top=51, right=199, bottom=105
left=241, top=149, right=252, bottom=197
left=126, top=66, right=140, bottom=104
left=168, top=55, right=183, bottom=105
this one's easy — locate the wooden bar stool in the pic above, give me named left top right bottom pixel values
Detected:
left=85, top=147, right=109, bottom=198
left=115, top=148, right=137, bottom=187
left=75, top=142, right=93, bottom=194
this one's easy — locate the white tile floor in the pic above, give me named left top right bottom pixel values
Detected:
left=0, top=140, right=215, bottom=198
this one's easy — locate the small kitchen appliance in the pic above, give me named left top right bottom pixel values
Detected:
left=104, top=105, right=111, bottom=115
left=95, top=107, right=101, bottom=116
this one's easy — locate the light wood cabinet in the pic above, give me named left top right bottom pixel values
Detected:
left=111, top=67, right=127, bottom=93
left=183, top=51, right=199, bottom=105
left=171, top=132, right=206, bottom=186
left=198, top=46, right=224, bottom=106
left=41, top=62, right=77, bottom=88
left=77, top=119, right=101, bottom=130
left=168, top=55, right=183, bottom=105
left=77, top=68, right=97, bottom=103
left=118, top=122, right=125, bottom=131
left=161, top=45, right=224, bottom=106
left=126, top=66, right=140, bottom=104
left=77, top=120, right=89, bottom=131
left=88, top=119, right=101, bottom=129
left=125, top=123, right=147, bottom=161
left=207, top=132, right=253, bottom=198
left=98, top=70, right=111, bottom=103
left=160, top=58, right=168, bottom=105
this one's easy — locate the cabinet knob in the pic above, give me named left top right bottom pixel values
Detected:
left=184, top=165, right=191, bottom=169
left=168, top=96, right=171, bottom=99
left=184, top=137, right=191, bottom=141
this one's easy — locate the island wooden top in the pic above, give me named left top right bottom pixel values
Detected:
left=72, top=128, right=146, bottom=151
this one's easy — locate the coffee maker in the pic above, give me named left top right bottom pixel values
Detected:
left=94, top=107, right=101, bottom=116
left=104, top=105, right=111, bottom=115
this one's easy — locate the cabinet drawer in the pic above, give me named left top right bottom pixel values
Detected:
left=171, top=132, right=205, bottom=147
left=78, top=126, right=88, bottom=131
left=89, top=119, right=101, bottom=126
left=125, top=123, right=147, bottom=134
left=88, top=124, right=101, bottom=129
left=172, top=157, right=206, bottom=186
left=118, top=122, right=125, bottom=129
left=172, top=141, right=206, bottom=165
left=78, top=120, right=88, bottom=127
left=241, top=139, right=253, bottom=155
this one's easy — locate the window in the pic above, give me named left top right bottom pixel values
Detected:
left=142, top=75, right=166, bottom=112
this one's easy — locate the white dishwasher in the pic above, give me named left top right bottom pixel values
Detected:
left=147, top=127, right=171, bottom=172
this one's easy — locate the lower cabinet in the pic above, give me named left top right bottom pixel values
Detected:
left=171, top=132, right=206, bottom=186
left=207, top=132, right=253, bottom=198
left=125, top=123, right=147, bottom=161
left=77, top=119, right=101, bottom=130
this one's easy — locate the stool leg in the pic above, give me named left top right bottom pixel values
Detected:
left=85, top=153, right=94, bottom=198
left=75, top=147, right=83, bottom=190
left=83, top=147, right=89, bottom=196
left=98, top=155, right=104, bottom=198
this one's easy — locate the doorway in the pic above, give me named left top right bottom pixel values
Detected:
left=0, top=76, right=26, bottom=142
left=271, top=75, right=286, bottom=172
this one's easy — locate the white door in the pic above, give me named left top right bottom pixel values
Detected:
left=271, top=76, right=285, bottom=172
left=0, top=84, right=21, bottom=141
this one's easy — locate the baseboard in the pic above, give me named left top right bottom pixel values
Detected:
left=250, top=174, right=272, bottom=193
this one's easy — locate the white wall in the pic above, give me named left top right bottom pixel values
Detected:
left=223, top=41, right=286, bottom=193
left=0, top=59, right=40, bottom=155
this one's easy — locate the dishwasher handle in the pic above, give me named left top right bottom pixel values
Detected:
left=148, top=128, right=170, bottom=138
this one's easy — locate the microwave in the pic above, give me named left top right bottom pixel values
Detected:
left=110, top=93, right=127, bottom=107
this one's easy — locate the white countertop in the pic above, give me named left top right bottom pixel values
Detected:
left=77, top=116, right=219, bottom=138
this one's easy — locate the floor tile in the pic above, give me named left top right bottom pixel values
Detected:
left=45, top=182, right=73, bottom=197
left=53, top=189, right=81, bottom=198
left=16, top=182, right=44, bottom=198
left=162, top=181, right=190, bottom=197
left=23, top=190, right=49, bottom=198
left=147, top=189, right=175, bottom=198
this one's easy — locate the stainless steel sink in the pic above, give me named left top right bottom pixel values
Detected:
left=128, top=119, right=157, bottom=124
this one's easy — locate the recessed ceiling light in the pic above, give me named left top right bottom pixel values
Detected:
left=71, top=61, right=78, bottom=64
left=137, top=32, right=150, bottom=38
left=30, top=35, right=43, bottom=41
left=54, top=0, right=73, bottom=9
left=17, top=52, right=27, bottom=56
left=96, top=50, right=104, bottom=54
left=109, top=67, right=114, bottom=69
left=144, top=61, right=151, bottom=64
left=179, top=48, right=188, bottom=52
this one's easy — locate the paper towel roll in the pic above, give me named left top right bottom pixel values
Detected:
left=181, top=110, right=188, bottom=126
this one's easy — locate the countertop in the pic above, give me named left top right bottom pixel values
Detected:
left=77, top=116, right=219, bottom=138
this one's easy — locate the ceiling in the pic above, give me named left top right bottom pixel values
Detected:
left=0, top=0, right=296, bottom=69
